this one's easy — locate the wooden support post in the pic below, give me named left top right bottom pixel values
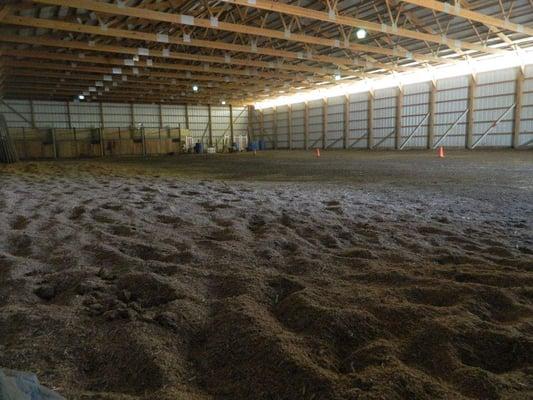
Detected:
left=158, top=127, right=162, bottom=155
left=130, top=103, right=135, bottom=126
left=304, top=101, right=309, bottom=150
left=229, top=104, right=234, bottom=147
left=343, top=95, right=349, bottom=149
left=184, top=103, right=190, bottom=130
left=159, top=103, right=164, bottom=129
left=141, top=125, right=146, bottom=156
left=99, top=102, right=105, bottom=157
left=51, top=128, right=57, bottom=159
left=322, top=98, right=328, bottom=149
left=29, top=99, right=36, bottom=128
left=512, top=68, right=524, bottom=149
left=395, top=87, right=403, bottom=150
left=288, top=105, right=292, bottom=150
left=428, top=81, right=436, bottom=149
left=208, top=104, right=213, bottom=147
left=22, top=127, right=28, bottom=159
left=73, top=127, right=78, bottom=158
left=273, top=106, right=278, bottom=150
left=466, top=74, right=476, bottom=149
left=66, top=101, right=72, bottom=129
left=367, top=92, right=374, bottom=149
left=247, top=105, right=254, bottom=142
left=259, top=110, right=264, bottom=142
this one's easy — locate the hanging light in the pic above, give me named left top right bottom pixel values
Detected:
left=356, top=28, right=367, bottom=40
left=192, top=84, right=199, bottom=92
left=78, top=95, right=85, bottom=100
left=221, top=100, right=226, bottom=105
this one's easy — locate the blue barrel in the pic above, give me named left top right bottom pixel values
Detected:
left=248, top=141, right=257, bottom=151
left=194, top=142, right=203, bottom=154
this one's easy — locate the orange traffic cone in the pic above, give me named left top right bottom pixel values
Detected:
left=438, top=146, right=445, bottom=158
left=315, top=148, right=321, bottom=157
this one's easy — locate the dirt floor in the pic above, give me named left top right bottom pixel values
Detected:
left=0, top=149, right=532, bottom=400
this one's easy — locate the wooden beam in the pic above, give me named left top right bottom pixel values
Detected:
left=401, top=0, right=533, bottom=38
left=428, top=81, right=436, bottom=149
left=2, top=14, right=367, bottom=72
left=32, top=0, right=432, bottom=70
left=1, top=48, right=301, bottom=82
left=395, top=88, right=404, bottom=149
left=512, top=68, right=524, bottom=149
left=466, top=75, right=476, bottom=149
left=0, top=34, right=334, bottom=77
left=227, top=0, right=505, bottom=56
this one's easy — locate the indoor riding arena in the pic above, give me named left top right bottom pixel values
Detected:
left=0, top=1, right=532, bottom=399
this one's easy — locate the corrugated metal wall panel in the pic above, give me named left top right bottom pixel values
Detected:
left=33, top=101, right=69, bottom=128
left=69, top=103, right=101, bottom=128
left=133, top=104, right=160, bottom=128
left=291, top=108, right=305, bottom=149
left=0, top=100, right=33, bottom=128
left=103, top=103, right=132, bottom=127
left=161, top=105, right=186, bottom=128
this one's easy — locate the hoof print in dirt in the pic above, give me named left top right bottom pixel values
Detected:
left=34, top=284, right=56, bottom=301
left=341, top=247, right=377, bottom=260
left=116, top=272, right=179, bottom=308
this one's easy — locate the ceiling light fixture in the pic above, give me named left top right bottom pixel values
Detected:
left=356, top=28, right=367, bottom=40
left=78, top=95, right=85, bottom=100
left=192, top=84, right=199, bottom=92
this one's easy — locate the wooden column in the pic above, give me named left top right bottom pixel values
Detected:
left=367, top=92, right=374, bottom=149
left=512, top=68, right=524, bottom=149
left=22, top=127, right=28, bottom=159
left=51, top=128, right=57, bottom=159
left=428, top=81, right=436, bottom=149
left=466, top=74, right=476, bottom=149
left=288, top=105, right=292, bottom=150
left=66, top=101, right=72, bottom=129
left=29, top=99, right=36, bottom=128
left=304, top=101, right=309, bottom=150
left=184, top=103, right=190, bottom=129
left=141, top=125, right=147, bottom=156
left=259, top=110, right=264, bottom=142
left=99, top=102, right=105, bottom=157
left=343, top=95, right=349, bottom=149
left=130, top=103, right=135, bottom=126
left=322, top=98, right=328, bottom=149
left=395, top=87, right=403, bottom=150
left=208, top=104, right=213, bottom=147
left=273, top=106, right=278, bottom=149
left=247, top=105, right=254, bottom=142
left=159, top=103, right=164, bottom=129
left=229, top=104, right=235, bottom=146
